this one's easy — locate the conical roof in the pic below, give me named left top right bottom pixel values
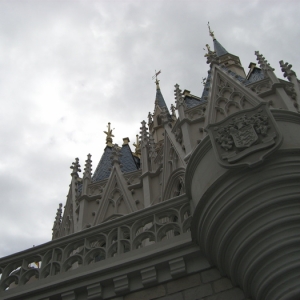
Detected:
left=213, top=39, right=228, bottom=57
left=156, top=85, right=168, bottom=109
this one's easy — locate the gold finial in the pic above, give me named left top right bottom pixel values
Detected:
left=152, top=70, right=161, bottom=90
left=206, top=44, right=212, bottom=52
left=104, top=122, right=114, bottom=147
left=204, top=44, right=215, bottom=58
left=133, top=134, right=141, bottom=157
left=207, top=22, right=215, bottom=40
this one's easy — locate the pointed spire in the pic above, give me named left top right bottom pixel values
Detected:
left=213, top=39, right=229, bottom=57
left=82, top=154, right=92, bottom=195
left=104, top=122, right=114, bottom=147
left=155, top=81, right=168, bottom=109
left=152, top=70, right=168, bottom=109
left=207, top=22, right=228, bottom=57
left=52, top=203, right=62, bottom=239
left=140, top=120, right=150, bottom=173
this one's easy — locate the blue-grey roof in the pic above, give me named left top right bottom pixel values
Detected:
left=119, top=144, right=140, bottom=173
left=92, top=145, right=140, bottom=183
left=224, top=67, right=252, bottom=85
left=213, top=39, right=228, bottom=57
left=156, top=88, right=167, bottom=108
left=185, top=96, right=207, bottom=109
left=92, top=146, right=113, bottom=182
left=247, top=68, right=265, bottom=83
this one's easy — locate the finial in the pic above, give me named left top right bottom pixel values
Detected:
left=104, top=122, right=114, bottom=147
left=133, top=134, right=141, bottom=157
left=152, top=70, right=161, bottom=90
left=170, top=104, right=176, bottom=117
left=174, top=84, right=184, bottom=108
left=207, top=22, right=215, bottom=40
left=52, top=203, right=63, bottom=238
left=83, top=154, right=92, bottom=178
left=148, top=112, right=153, bottom=126
left=279, top=60, right=296, bottom=82
left=70, top=158, right=81, bottom=177
left=204, top=43, right=218, bottom=65
left=255, top=51, right=275, bottom=71
left=140, top=120, right=149, bottom=146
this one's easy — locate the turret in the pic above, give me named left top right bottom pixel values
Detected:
left=207, top=22, right=246, bottom=77
left=148, top=71, right=171, bottom=144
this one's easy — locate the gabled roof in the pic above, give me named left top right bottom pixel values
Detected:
left=184, top=95, right=207, bottom=109
left=247, top=67, right=265, bottom=83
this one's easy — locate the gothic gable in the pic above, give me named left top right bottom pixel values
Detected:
left=206, top=65, right=263, bottom=125
left=93, top=166, right=137, bottom=224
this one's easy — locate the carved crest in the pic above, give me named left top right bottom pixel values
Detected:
left=206, top=103, right=282, bottom=168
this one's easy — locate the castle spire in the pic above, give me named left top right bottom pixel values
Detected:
left=207, top=22, right=228, bottom=57
left=152, top=70, right=168, bottom=109
left=206, top=22, right=245, bottom=77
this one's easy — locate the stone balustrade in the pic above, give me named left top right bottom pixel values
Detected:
left=0, top=195, right=191, bottom=292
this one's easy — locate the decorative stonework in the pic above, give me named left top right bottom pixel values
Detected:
left=206, top=103, right=282, bottom=167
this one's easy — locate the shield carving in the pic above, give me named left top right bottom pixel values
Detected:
left=206, top=103, right=282, bottom=168
left=230, top=123, right=258, bottom=149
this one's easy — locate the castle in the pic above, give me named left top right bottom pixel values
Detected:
left=0, top=27, right=299, bottom=300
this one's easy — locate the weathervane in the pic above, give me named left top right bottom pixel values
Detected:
left=152, top=70, right=161, bottom=89
left=207, top=22, right=215, bottom=40
left=104, top=122, right=114, bottom=147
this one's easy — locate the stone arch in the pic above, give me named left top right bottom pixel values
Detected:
left=163, top=168, right=185, bottom=201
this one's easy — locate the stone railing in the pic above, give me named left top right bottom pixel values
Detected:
left=0, top=195, right=191, bottom=292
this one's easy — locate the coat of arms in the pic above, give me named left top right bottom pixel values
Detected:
left=206, top=103, right=282, bottom=168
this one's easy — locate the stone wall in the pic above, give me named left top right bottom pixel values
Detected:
left=108, top=268, right=248, bottom=300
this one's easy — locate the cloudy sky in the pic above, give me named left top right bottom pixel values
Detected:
left=0, top=0, right=299, bottom=258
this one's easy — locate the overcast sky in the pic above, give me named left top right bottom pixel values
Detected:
left=0, top=0, right=299, bottom=258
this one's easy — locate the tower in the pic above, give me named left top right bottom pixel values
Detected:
left=0, top=26, right=300, bottom=300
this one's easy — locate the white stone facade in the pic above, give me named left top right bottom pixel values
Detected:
left=0, top=38, right=299, bottom=300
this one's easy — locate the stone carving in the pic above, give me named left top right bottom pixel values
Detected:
left=0, top=200, right=191, bottom=291
left=206, top=103, right=282, bottom=167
